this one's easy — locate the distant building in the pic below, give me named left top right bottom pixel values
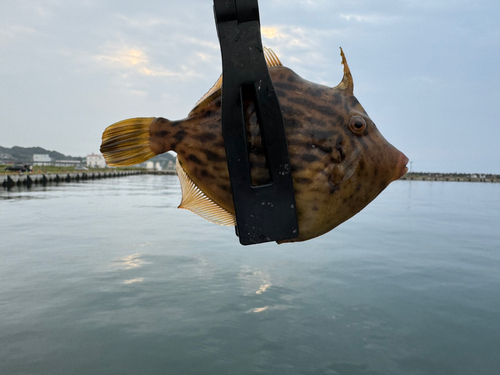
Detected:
left=0, top=153, right=13, bottom=161
left=86, top=153, right=107, bottom=168
left=146, top=161, right=162, bottom=171
left=33, top=154, right=52, bottom=166
left=54, top=160, right=80, bottom=167
left=165, top=160, right=175, bottom=172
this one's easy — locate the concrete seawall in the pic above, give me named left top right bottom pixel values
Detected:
left=399, top=175, right=499, bottom=183
left=1, top=171, right=142, bottom=188
left=1, top=170, right=178, bottom=188
left=3, top=170, right=498, bottom=189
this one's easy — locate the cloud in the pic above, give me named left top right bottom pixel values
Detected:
left=0, top=24, right=38, bottom=44
left=94, top=45, right=200, bottom=78
left=260, top=25, right=343, bottom=83
left=97, top=48, right=147, bottom=67
left=181, top=36, right=219, bottom=51
left=261, top=27, right=287, bottom=40
left=339, top=13, right=398, bottom=24
left=0, top=0, right=498, bottom=171
left=116, top=14, right=170, bottom=29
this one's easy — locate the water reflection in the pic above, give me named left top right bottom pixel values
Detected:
left=246, top=305, right=291, bottom=314
left=255, top=284, right=271, bottom=295
left=113, top=253, right=150, bottom=270
left=237, top=266, right=273, bottom=296
left=248, top=306, right=269, bottom=313
left=2, top=176, right=499, bottom=375
left=0, top=184, right=50, bottom=199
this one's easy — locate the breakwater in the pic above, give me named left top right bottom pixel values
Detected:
left=3, top=170, right=498, bottom=189
left=400, top=173, right=500, bottom=183
left=1, top=170, right=178, bottom=188
left=1, top=171, right=143, bottom=188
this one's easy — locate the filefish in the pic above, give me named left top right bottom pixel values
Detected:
left=100, top=48, right=408, bottom=243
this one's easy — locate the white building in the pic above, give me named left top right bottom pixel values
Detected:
left=146, top=161, right=162, bottom=171
left=86, top=153, right=107, bottom=168
left=33, top=154, right=52, bottom=166
left=165, top=160, right=175, bottom=172
left=54, top=160, right=80, bottom=167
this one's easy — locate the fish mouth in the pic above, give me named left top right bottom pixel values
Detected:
left=396, top=153, right=409, bottom=180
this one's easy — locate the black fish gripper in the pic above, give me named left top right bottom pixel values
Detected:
left=213, top=0, right=299, bottom=245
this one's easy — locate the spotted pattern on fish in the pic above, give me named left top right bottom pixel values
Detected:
left=145, top=65, right=407, bottom=242
left=101, top=46, right=408, bottom=243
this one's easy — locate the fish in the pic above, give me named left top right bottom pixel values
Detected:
left=100, top=47, right=408, bottom=243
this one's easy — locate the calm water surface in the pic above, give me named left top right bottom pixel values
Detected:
left=1, top=176, right=499, bottom=375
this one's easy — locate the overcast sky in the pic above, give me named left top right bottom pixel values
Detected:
left=1, top=0, right=499, bottom=173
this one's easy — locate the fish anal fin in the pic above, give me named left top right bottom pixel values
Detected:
left=176, top=158, right=236, bottom=227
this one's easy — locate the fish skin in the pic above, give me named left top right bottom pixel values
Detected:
left=145, top=65, right=407, bottom=242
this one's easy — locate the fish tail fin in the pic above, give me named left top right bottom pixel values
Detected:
left=100, top=117, right=157, bottom=167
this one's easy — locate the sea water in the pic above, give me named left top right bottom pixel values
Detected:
left=1, top=176, right=499, bottom=375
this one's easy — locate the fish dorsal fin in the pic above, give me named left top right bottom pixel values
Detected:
left=192, top=74, right=222, bottom=111
left=189, top=47, right=282, bottom=116
left=263, top=46, right=282, bottom=67
left=176, top=158, right=236, bottom=226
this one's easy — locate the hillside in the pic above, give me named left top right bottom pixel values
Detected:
left=0, top=146, right=83, bottom=164
left=0, top=145, right=176, bottom=169
left=148, top=152, right=176, bottom=166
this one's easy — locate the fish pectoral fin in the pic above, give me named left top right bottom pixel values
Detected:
left=189, top=47, right=283, bottom=116
left=100, top=117, right=156, bottom=166
left=340, top=147, right=361, bottom=181
left=176, top=158, right=236, bottom=227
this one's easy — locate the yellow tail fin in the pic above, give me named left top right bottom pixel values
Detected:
left=100, top=117, right=156, bottom=167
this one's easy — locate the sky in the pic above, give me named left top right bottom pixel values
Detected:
left=1, top=0, right=499, bottom=173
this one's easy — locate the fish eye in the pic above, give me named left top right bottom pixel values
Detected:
left=348, top=116, right=367, bottom=135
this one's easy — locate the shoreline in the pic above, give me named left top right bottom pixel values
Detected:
left=1, top=170, right=176, bottom=188
left=399, top=172, right=499, bottom=183
left=2, top=170, right=499, bottom=189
